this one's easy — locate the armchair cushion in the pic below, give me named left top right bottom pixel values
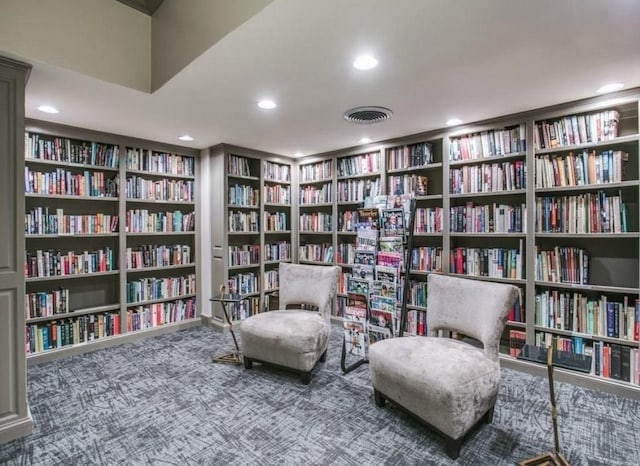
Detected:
left=241, top=310, right=329, bottom=372
left=369, top=336, right=500, bottom=440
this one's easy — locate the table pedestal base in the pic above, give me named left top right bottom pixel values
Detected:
left=211, top=351, right=242, bottom=365
left=518, top=451, right=570, bottom=466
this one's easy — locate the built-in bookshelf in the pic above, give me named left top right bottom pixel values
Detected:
left=532, top=100, right=639, bottom=389
left=447, top=122, right=528, bottom=358
left=24, top=122, right=199, bottom=363
left=209, top=147, right=294, bottom=322
left=293, top=90, right=640, bottom=396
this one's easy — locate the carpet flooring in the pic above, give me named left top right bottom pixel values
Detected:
left=0, top=326, right=639, bottom=465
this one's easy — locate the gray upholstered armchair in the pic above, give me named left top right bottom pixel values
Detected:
left=369, top=273, right=518, bottom=459
left=240, top=262, right=340, bottom=384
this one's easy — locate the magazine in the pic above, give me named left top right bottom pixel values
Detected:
left=344, top=320, right=367, bottom=356
left=380, top=208, right=405, bottom=236
left=368, top=324, right=392, bottom=345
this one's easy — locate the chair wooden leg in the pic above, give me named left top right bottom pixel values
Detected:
left=243, top=356, right=253, bottom=369
left=444, top=436, right=462, bottom=460
left=300, top=371, right=311, bottom=385
left=483, top=405, right=495, bottom=424
left=374, top=389, right=386, bottom=407
left=319, top=349, right=327, bottom=363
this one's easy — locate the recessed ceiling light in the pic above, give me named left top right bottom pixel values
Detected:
left=294, top=152, right=304, bottom=158
left=446, top=118, right=462, bottom=126
left=353, top=55, right=378, bottom=70
left=258, top=99, right=277, bottom=110
left=37, top=105, right=59, bottom=114
left=596, top=82, right=624, bottom=94
left=359, top=137, right=371, bottom=144
left=178, top=135, right=194, bottom=142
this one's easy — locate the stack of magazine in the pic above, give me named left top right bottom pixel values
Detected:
left=343, top=195, right=411, bottom=358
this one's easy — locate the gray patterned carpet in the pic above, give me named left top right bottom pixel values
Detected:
left=1, top=326, right=639, bottom=465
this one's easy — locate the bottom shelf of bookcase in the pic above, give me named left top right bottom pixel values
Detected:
left=499, top=355, right=640, bottom=399
left=26, top=318, right=201, bottom=365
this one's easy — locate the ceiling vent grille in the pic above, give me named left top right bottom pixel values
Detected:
left=344, top=106, right=393, bottom=125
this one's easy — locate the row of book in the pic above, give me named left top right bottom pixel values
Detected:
left=127, top=297, right=196, bottom=331
left=227, top=296, right=261, bottom=321
left=534, top=291, right=639, bottom=341
left=535, top=192, right=627, bottom=234
left=126, top=274, right=196, bottom=304
left=408, top=281, right=428, bottom=308
left=534, top=109, right=620, bottom=150
left=25, top=247, right=115, bottom=278
left=26, top=312, right=120, bottom=354
left=228, top=184, right=259, bottom=207
left=450, top=203, right=525, bottom=233
left=25, top=208, right=118, bottom=235
left=228, top=210, right=259, bottom=232
left=411, top=247, right=443, bottom=273
left=336, top=178, right=381, bottom=203
left=25, top=288, right=70, bottom=319
left=263, top=161, right=291, bottom=183
left=125, top=244, right=192, bottom=269
left=449, top=160, right=526, bottom=194
left=535, top=246, right=589, bottom=284
left=263, top=269, right=279, bottom=291
left=125, top=148, right=195, bottom=177
left=300, top=160, right=332, bottom=182
left=414, top=207, right=443, bottom=233
left=299, top=212, right=332, bottom=232
left=25, top=133, right=120, bottom=168
left=228, top=154, right=253, bottom=177
left=449, top=247, right=524, bottom=279
left=264, top=241, right=291, bottom=262
left=299, top=243, right=333, bottom=263
left=228, top=245, right=260, bottom=267
left=406, top=309, right=428, bottom=336
left=125, top=209, right=194, bottom=233
left=227, top=272, right=259, bottom=295
left=536, top=332, right=639, bottom=385
left=534, top=150, right=628, bottom=188
left=264, top=212, right=288, bottom=231
left=299, top=184, right=332, bottom=204
left=336, top=152, right=381, bottom=177
left=125, top=176, right=194, bottom=203
left=449, top=124, right=527, bottom=161
left=263, top=184, right=290, bottom=204
left=387, top=142, right=433, bottom=170
left=25, top=167, right=118, bottom=197
left=388, top=174, right=428, bottom=196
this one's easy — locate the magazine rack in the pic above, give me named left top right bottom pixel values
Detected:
left=340, top=198, right=417, bottom=374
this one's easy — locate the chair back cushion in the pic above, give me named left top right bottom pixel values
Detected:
left=426, top=274, right=518, bottom=361
left=279, top=263, right=341, bottom=320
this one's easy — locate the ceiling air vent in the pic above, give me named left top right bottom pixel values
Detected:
left=344, top=106, right=393, bottom=125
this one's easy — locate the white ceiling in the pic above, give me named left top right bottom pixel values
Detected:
left=24, top=0, right=640, bottom=157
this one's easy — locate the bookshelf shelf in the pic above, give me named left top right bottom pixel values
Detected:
left=449, top=273, right=526, bottom=285
left=534, top=134, right=640, bottom=155
left=337, top=171, right=381, bottom=181
left=507, top=321, right=527, bottom=329
left=264, top=230, right=291, bottom=234
left=26, top=304, right=121, bottom=324
left=26, top=233, right=119, bottom=238
left=299, top=178, right=333, bottom=186
left=126, top=293, right=197, bottom=307
left=535, top=233, right=640, bottom=239
left=449, top=189, right=527, bottom=199
left=387, top=163, right=443, bottom=174
left=125, top=168, right=194, bottom=180
left=449, top=151, right=526, bottom=167
left=264, top=202, right=291, bottom=207
left=299, top=202, right=333, bottom=208
left=228, top=174, right=260, bottom=182
left=534, top=325, right=639, bottom=347
left=227, top=204, right=259, bottom=210
left=126, top=199, right=195, bottom=206
left=450, top=232, right=525, bottom=238
left=126, top=231, right=195, bottom=236
left=127, top=264, right=196, bottom=273
left=264, top=260, right=290, bottom=265
left=25, top=270, right=120, bottom=282
left=25, top=193, right=118, bottom=202
left=228, top=231, right=260, bottom=236
left=25, top=158, right=120, bottom=172
left=534, top=180, right=639, bottom=194
left=228, top=264, right=260, bottom=270
left=534, top=281, right=640, bottom=295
